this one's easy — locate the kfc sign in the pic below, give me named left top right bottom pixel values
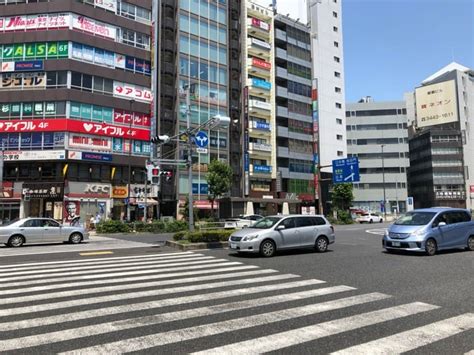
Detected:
left=69, top=134, right=112, bottom=152
left=114, top=81, right=153, bottom=103
left=72, top=14, right=116, bottom=40
left=84, top=184, right=111, bottom=194
left=0, top=119, right=150, bottom=140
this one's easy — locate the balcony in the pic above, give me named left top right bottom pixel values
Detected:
left=276, top=66, right=288, bottom=79
left=250, top=142, right=273, bottom=153
left=247, top=57, right=271, bottom=78
left=277, top=106, right=289, bottom=118
left=247, top=78, right=271, bottom=97
left=277, top=126, right=289, bottom=137
left=247, top=17, right=271, bottom=39
left=250, top=120, right=271, bottom=132
left=276, top=47, right=287, bottom=60
left=248, top=38, right=271, bottom=58
left=275, top=29, right=287, bottom=42
left=251, top=164, right=272, bottom=175
left=277, top=86, right=288, bottom=97
left=249, top=99, right=272, bottom=116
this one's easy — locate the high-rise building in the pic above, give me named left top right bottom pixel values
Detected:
left=346, top=100, right=410, bottom=214
left=406, top=62, right=474, bottom=210
left=0, top=0, right=153, bottom=223
left=307, top=0, right=347, bottom=167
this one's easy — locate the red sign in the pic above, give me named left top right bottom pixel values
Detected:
left=113, top=110, right=151, bottom=127
left=0, top=119, right=150, bottom=140
left=251, top=18, right=270, bottom=31
left=252, top=57, right=271, bottom=70
left=470, top=185, right=474, bottom=193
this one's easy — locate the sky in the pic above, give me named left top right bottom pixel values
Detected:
left=255, top=0, right=474, bottom=103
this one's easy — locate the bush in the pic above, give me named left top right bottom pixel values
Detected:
left=173, top=229, right=235, bottom=243
left=164, top=220, right=188, bottom=233
left=96, top=220, right=132, bottom=234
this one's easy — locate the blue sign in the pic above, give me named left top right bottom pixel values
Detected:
left=244, top=153, right=250, bottom=172
left=253, top=121, right=271, bottom=130
left=332, top=157, right=360, bottom=184
left=253, top=165, right=272, bottom=173
left=252, top=78, right=271, bottom=90
left=82, top=152, right=113, bottom=162
left=14, top=60, right=43, bottom=71
left=192, top=183, right=209, bottom=194
left=194, top=131, right=209, bottom=148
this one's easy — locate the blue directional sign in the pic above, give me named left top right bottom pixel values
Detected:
left=332, top=157, right=360, bottom=184
left=194, top=131, right=209, bottom=148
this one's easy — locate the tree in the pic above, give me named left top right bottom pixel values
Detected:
left=207, top=159, right=233, bottom=218
left=331, top=183, right=354, bottom=222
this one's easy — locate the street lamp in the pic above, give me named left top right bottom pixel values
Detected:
left=126, top=99, right=135, bottom=222
left=381, top=144, right=387, bottom=219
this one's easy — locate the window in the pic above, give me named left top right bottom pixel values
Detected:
left=333, top=26, right=338, bottom=32
left=335, top=87, right=341, bottom=93
left=337, top=134, right=343, bottom=141
left=334, top=71, right=341, bottom=78
left=334, top=56, right=340, bottom=63
left=336, top=118, right=342, bottom=125
left=296, top=217, right=315, bottom=227
left=335, top=102, right=342, bottom=109
left=337, top=150, right=344, bottom=157
left=279, top=218, right=296, bottom=229
left=334, top=41, right=339, bottom=48
left=333, top=11, right=338, bottom=18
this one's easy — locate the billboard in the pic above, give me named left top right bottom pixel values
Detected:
left=415, top=80, right=458, bottom=128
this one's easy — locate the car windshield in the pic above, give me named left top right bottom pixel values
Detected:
left=249, top=217, right=282, bottom=229
left=394, top=212, right=436, bottom=226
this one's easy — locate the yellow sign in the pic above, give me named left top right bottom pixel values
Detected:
left=111, top=186, right=128, bottom=199
left=415, top=80, right=458, bottom=128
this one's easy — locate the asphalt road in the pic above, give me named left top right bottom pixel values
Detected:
left=0, top=223, right=472, bottom=354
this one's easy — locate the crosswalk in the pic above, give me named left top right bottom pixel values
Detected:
left=0, top=251, right=472, bottom=353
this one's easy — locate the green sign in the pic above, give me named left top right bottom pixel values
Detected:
left=2, top=45, right=14, bottom=59
left=13, top=44, right=24, bottom=59
left=0, top=42, right=69, bottom=60
left=58, top=42, right=68, bottom=58
left=36, top=43, right=47, bottom=59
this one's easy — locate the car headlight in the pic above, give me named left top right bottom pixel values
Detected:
left=243, top=234, right=259, bottom=242
left=412, top=228, right=426, bottom=237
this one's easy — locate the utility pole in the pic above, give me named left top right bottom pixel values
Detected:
left=126, top=99, right=135, bottom=222
left=185, top=85, right=194, bottom=232
left=381, top=144, right=387, bottom=219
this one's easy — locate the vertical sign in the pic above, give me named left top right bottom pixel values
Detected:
left=243, top=86, right=250, bottom=196
left=312, top=79, right=319, bottom=201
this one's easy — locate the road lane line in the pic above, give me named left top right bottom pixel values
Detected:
left=0, top=260, right=242, bottom=289
left=62, top=293, right=391, bottom=354
left=332, top=313, right=474, bottom=354
left=0, top=285, right=355, bottom=351
left=193, top=302, right=439, bottom=355
left=79, top=251, right=114, bottom=256
left=0, top=269, right=279, bottom=306
left=0, top=251, right=195, bottom=270
left=0, top=256, right=217, bottom=280
left=0, top=265, right=260, bottom=296
left=0, top=278, right=319, bottom=319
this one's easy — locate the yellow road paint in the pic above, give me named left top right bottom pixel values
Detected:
left=79, top=251, right=114, bottom=256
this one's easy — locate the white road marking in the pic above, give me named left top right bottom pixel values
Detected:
left=62, top=293, right=391, bottom=354
left=0, top=256, right=219, bottom=281
left=0, top=278, right=320, bottom=319
left=0, top=269, right=278, bottom=306
left=193, top=302, right=439, bottom=355
left=366, top=228, right=387, bottom=236
left=0, top=260, right=242, bottom=289
left=0, top=286, right=355, bottom=350
left=0, top=252, right=197, bottom=272
left=0, top=264, right=260, bottom=296
left=332, top=313, right=474, bottom=354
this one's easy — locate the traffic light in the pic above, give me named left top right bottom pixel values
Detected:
left=147, top=164, right=160, bottom=185
left=159, top=170, right=173, bottom=182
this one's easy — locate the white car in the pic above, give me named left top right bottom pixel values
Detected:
left=224, top=214, right=263, bottom=229
left=356, top=213, right=383, bottom=224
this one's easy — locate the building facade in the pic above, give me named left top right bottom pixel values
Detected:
left=346, top=99, right=409, bottom=214
left=406, top=63, right=474, bottom=210
left=0, top=0, right=153, bottom=223
left=307, top=0, right=347, bottom=168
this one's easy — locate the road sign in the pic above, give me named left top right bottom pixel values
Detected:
left=194, top=131, right=209, bottom=148
left=332, top=157, right=360, bottom=184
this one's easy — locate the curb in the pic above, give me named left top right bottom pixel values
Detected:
left=166, top=240, right=228, bottom=251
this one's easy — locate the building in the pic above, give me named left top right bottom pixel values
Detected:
left=274, top=13, right=316, bottom=213
left=0, top=0, right=153, bottom=223
left=307, top=0, right=347, bottom=167
left=346, top=99, right=409, bottom=214
left=406, top=62, right=474, bottom=210
left=157, top=0, right=236, bottom=218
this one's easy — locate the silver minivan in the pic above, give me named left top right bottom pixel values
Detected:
left=229, top=215, right=335, bottom=257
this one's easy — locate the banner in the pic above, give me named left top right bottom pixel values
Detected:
left=0, top=42, right=68, bottom=60
left=1, top=14, right=70, bottom=32
left=0, top=72, right=46, bottom=89
left=3, top=150, right=66, bottom=161
left=415, top=80, right=458, bottom=128
left=114, top=82, right=153, bottom=102
left=95, top=0, right=117, bottom=12
left=72, top=14, right=116, bottom=40
left=68, top=134, right=113, bottom=152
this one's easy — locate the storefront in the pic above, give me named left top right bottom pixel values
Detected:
left=20, top=182, right=65, bottom=219
left=65, top=182, right=111, bottom=225
left=0, top=182, right=21, bottom=224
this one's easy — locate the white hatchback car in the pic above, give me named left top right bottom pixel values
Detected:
left=224, top=214, right=263, bottom=229
left=356, top=213, right=383, bottom=224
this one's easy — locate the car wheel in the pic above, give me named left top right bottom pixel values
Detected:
left=259, top=240, right=276, bottom=257
left=69, top=233, right=83, bottom=244
left=379, top=218, right=383, bottom=223
left=369, top=219, right=373, bottom=224
left=467, top=235, right=474, bottom=251
left=8, top=235, right=24, bottom=247
left=315, top=236, right=329, bottom=253
left=425, top=238, right=437, bottom=256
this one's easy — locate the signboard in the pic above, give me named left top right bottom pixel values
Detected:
left=194, top=131, right=209, bottom=148
left=0, top=42, right=69, bottom=60
left=415, top=80, right=458, bottom=128
left=3, top=150, right=66, bottom=161
left=251, top=17, right=270, bottom=31
left=0, top=62, right=14, bottom=72
left=111, top=186, right=128, bottom=199
left=72, top=15, right=116, bottom=40
left=68, top=134, right=113, bottom=152
left=68, top=151, right=112, bottom=162
left=95, top=0, right=117, bottom=12
left=0, top=72, right=46, bottom=89
left=470, top=186, right=474, bottom=198
left=251, top=78, right=271, bottom=90
left=113, top=82, right=153, bottom=102
left=0, top=119, right=150, bottom=140
left=23, top=183, right=64, bottom=200
left=1, top=14, right=71, bottom=32
left=332, top=157, right=360, bottom=184
left=14, top=60, right=43, bottom=72
left=252, top=57, right=271, bottom=70
left=253, top=165, right=272, bottom=173
left=251, top=38, right=271, bottom=50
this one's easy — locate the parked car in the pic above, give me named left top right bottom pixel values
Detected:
left=228, top=214, right=335, bottom=257
left=0, top=218, right=89, bottom=247
left=224, top=214, right=263, bottom=229
left=356, top=212, right=383, bottom=224
left=383, top=207, right=474, bottom=256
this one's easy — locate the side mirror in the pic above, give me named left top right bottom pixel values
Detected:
left=276, top=225, right=285, bottom=231
left=438, top=222, right=446, bottom=227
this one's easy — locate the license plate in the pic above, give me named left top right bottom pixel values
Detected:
left=230, top=243, right=237, bottom=249
left=392, top=242, right=401, bottom=247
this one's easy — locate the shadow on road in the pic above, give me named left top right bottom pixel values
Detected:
left=228, top=248, right=334, bottom=258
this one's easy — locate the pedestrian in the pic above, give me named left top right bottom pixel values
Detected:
left=90, top=215, right=96, bottom=230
